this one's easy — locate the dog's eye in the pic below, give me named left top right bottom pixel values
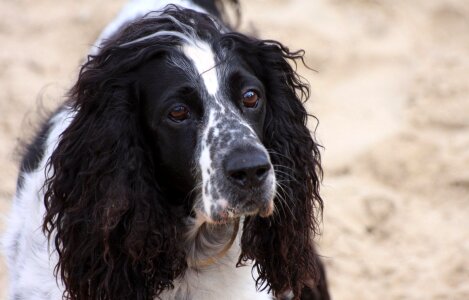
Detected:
left=242, top=90, right=260, bottom=108
left=168, top=105, right=190, bottom=122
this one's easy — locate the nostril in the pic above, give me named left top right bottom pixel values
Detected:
left=255, top=166, right=269, bottom=179
left=230, top=170, right=247, bottom=183
left=224, top=147, right=271, bottom=188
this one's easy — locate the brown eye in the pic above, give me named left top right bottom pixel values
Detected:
left=168, top=105, right=190, bottom=122
left=242, top=90, right=260, bottom=108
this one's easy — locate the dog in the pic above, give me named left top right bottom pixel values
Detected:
left=3, top=0, right=329, bottom=299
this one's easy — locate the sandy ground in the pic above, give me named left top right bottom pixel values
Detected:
left=1, top=0, right=468, bottom=299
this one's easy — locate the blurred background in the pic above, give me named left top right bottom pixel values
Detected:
left=0, top=0, right=468, bottom=299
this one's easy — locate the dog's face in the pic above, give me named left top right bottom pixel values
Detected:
left=138, top=41, right=276, bottom=223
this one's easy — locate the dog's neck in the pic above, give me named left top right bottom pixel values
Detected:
left=166, top=216, right=268, bottom=300
left=184, top=215, right=240, bottom=268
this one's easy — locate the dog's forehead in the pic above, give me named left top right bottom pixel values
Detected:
left=182, top=41, right=219, bottom=96
left=171, top=39, right=257, bottom=138
left=179, top=40, right=246, bottom=125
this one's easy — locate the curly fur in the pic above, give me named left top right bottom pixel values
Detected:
left=4, top=2, right=328, bottom=300
left=224, top=35, right=324, bottom=297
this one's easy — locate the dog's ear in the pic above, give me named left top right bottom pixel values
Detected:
left=43, top=44, right=186, bottom=300
left=227, top=35, right=323, bottom=298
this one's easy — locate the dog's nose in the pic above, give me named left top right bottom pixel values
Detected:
left=224, top=148, right=271, bottom=188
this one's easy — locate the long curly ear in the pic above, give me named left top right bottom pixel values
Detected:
left=43, top=49, right=186, bottom=300
left=233, top=38, right=323, bottom=299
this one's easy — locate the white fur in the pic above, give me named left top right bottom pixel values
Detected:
left=183, top=42, right=220, bottom=96
left=3, top=1, right=272, bottom=299
left=199, top=109, right=217, bottom=218
left=3, top=109, right=75, bottom=299
left=167, top=220, right=270, bottom=300
left=91, top=0, right=204, bottom=53
left=120, top=14, right=201, bottom=47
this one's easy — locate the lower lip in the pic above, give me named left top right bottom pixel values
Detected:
left=224, top=200, right=274, bottom=219
left=258, top=200, right=274, bottom=217
left=202, top=199, right=275, bottom=224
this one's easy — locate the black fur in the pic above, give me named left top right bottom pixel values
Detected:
left=40, top=5, right=328, bottom=300
left=19, top=120, right=51, bottom=173
left=16, top=119, right=52, bottom=190
left=224, top=34, right=324, bottom=298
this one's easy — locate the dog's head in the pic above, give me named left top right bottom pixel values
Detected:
left=134, top=30, right=276, bottom=223
left=44, top=6, right=322, bottom=299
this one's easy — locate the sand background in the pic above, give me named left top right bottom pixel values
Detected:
left=1, top=0, right=468, bottom=299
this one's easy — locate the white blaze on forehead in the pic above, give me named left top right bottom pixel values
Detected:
left=183, top=42, right=219, bottom=96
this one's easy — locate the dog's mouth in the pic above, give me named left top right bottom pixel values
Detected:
left=201, top=198, right=275, bottom=225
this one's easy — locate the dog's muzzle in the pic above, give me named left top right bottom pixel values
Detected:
left=204, top=146, right=275, bottom=223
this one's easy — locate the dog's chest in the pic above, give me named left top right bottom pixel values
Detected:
left=160, top=249, right=271, bottom=300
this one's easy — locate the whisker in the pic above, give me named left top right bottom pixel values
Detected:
left=274, top=181, right=295, bottom=221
